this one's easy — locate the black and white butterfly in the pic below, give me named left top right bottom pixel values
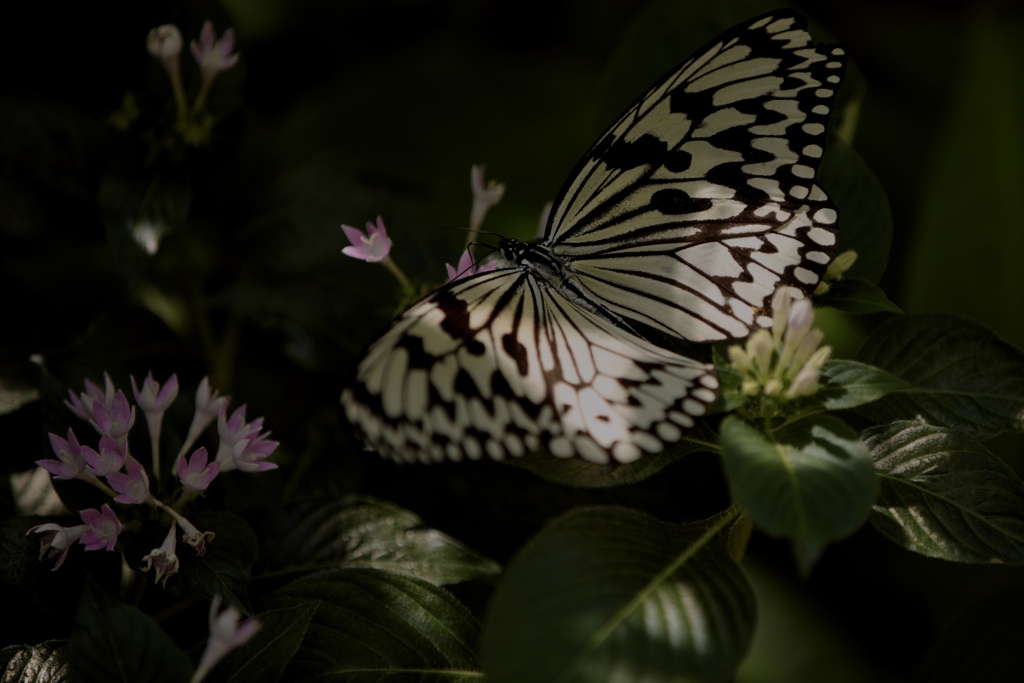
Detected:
left=342, top=11, right=847, bottom=465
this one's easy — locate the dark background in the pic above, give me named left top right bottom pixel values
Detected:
left=2, top=0, right=1023, bottom=680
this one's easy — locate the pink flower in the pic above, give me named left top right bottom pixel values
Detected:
left=178, top=447, right=221, bottom=494
left=217, top=405, right=261, bottom=447
left=107, top=456, right=151, bottom=504
left=132, top=372, right=179, bottom=421
left=147, top=24, right=183, bottom=73
left=190, top=20, right=240, bottom=81
left=27, top=522, right=88, bottom=570
left=446, top=248, right=498, bottom=282
left=142, top=522, right=180, bottom=587
left=65, top=375, right=115, bottom=424
left=79, top=504, right=122, bottom=552
left=215, top=406, right=278, bottom=473
left=91, top=389, right=136, bottom=440
left=469, top=164, right=505, bottom=234
left=341, top=216, right=391, bottom=262
left=38, top=429, right=93, bottom=480
left=184, top=377, right=230, bottom=447
left=82, top=435, right=127, bottom=477
left=224, top=437, right=280, bottom=474
left=192, top=595, right=260, bottom=682
left=132, top=371, right=178, bottom=460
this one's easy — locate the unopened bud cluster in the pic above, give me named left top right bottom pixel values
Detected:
left=728, top=287, right=832, bottom=403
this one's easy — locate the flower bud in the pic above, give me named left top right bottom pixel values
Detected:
left=147, top=25, right=183, bottom=72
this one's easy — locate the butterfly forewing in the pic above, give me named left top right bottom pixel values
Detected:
left=342, top=270, right=718, bottom=465
left=546, top=12, right=847, bottom=342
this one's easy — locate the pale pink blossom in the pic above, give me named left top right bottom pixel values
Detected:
left=38, top=429, right=93, bottom=480
left=142, top=522, right=180, bottom=587
left=446, top=248, right=498, bottom=282
left=82, top=435, right=127, bottom=477
left=215, top=405, right=278, bottom=473
left=190, top=595, right=260, bottom=683
left=132, top=372, right=179, bottom=426
left=341, top=216, right=392, bottom=262
left=190, top=20, right=240, bottom=81
left=469, top=164, right=505, bottom=235
left=107, top=456, right=151, bottom=504
left=79, top=504, right=122, bottom=552
left=178, top=447, right=221, bottom=494
left=27, top=522, right=87, bottom=570
left=184, top=377, right=230, bottom=447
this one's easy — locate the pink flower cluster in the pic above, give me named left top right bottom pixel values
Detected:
left=28, top=373, right=279, bottom=582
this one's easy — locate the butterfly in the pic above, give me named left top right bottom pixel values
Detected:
left=342, top=10, right=847, bottom=465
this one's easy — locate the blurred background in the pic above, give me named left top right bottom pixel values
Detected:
left=2, top=0, right=1023, bottom=680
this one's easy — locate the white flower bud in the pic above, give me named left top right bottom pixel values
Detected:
left=824, top=250, right=858, bottom=282
left=147, top=25, right=183, bottom=72
left=727, top=344, right=751, bottom=372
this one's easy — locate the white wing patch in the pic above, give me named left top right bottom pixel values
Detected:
left=342, top=271, right=717, bottom=465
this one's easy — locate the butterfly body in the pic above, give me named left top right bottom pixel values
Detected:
left=342, top=11, right=847, bottom=465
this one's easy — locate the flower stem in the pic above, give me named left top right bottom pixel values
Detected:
left=380, top=256, right=414, bottom=296
left=168, top=65, right=188, bottom=121
left=192, top=76, right=213, bottom=115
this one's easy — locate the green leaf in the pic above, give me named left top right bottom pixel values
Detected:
left=203, top=602, right=319, bottom=683
left=261, top=496, right=500, bottom=585
left=68, top=582, right=192, bottom=683
left=815, top=277, right=902, bottom=314
left=0, top=641, right=68, bottom=683
left=720, top=416, right=878, bottom=574
left=818, top=359, right=913, bottom=410
left=856, top=314, right=1024, bottom=438
left=481, top=506, right=755, bottom=683
left=259, top=569, right=482, bottom=681
left=864, top=420, right=1024, bottom=563
left=170, top=511, right=258, bottom=611
left=508, top=422, right=719, bottom=488
left=818, top=138, right=894, bottom=285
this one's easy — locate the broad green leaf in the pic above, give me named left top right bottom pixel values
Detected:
left=261, top=496, right=500, bottom=585
left=170, top=511, right=258, bottom=611
left=815, top=277, right=902, bottom=315
left=856, top=314, right=1024, bottom=438
left=68, top=582, right=192, bottom=683
left=914, top=587, right=1024, bottom=682
left=482, top=506, right=755, bottom=683
left=0, top=641, right=67, bottom=683
left=260, top=569, right=482, bottom=682
left=510, top=422, right=719, bottom=488
left=720, top=416, right=878, bottom=574
left=818, top=138, right=893, bottom=285
left=864, top=420, right=1024, bottom=563
left=818, top=359, right=913, bottom=410
left=203, top=602, right=319, bottom=683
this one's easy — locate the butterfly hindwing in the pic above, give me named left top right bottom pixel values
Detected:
left=546, top=11, right=847, bottom=342
left=342, top=269, right=718, bottom=464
